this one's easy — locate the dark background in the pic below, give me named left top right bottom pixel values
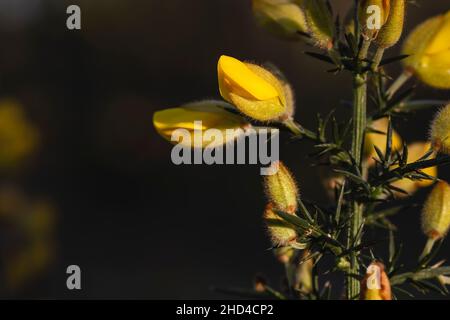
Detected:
left=0, top=0, right=449, bottom=299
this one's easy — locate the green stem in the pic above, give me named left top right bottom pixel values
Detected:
left=371, top=48, right=385, bottom=71
left=346, top=73, right=367, bottom=300
left=283, top=118, right=319, bottom=142
left=358, top=39, right=371, bottom=62
left=351, top=74, right=367, bottom=169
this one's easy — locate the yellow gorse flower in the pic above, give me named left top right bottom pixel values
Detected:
left=153, top=100, right=250, bottom=148
left=430, top=103, right=450, bottom=154
left=218, top=55, right=294, bottom=122
left=358, top=0, right=391, bottom=39
left=391, top=142, right=437, bottom=197
left=252, top=0, right=308, bottom=39
left=364, top=118, right=402, bottom=165
left=422, top=181, right=450, bottom=240
left=360, top=262, right=392, bottom=300
left=402, top=11, right=450, bottom=89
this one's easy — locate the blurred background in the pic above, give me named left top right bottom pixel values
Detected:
left=0, top=0, right=448, bottom=299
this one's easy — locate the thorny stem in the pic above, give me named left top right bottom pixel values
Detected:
left=346, top=71, right=367, bottom=300
left=346, top=15, right=370, bottom=296
left=385, top=69, right=413, bottom=99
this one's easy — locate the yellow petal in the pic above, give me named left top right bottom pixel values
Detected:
left=390, top=142, right=436, bottom=197
left=407, top=142, right=437, bottom=187
left=218, top=55, right=279, bottom=101
left=153, top=100, right=249, bottom=148
left=425, top=11, right=450, bottom=55
left=402, top=11, right=450, bottom=89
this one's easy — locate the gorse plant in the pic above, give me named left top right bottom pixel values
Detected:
left=154, top=0, right=450, bottom=300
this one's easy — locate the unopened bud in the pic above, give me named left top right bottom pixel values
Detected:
left=422, top=181, right=450, bottom=240
left=274, top=246, right=295, bottom=264
left=264, top=203, right=297, bottom=246
left=252, top=0, right=309, bottom=40
left=303, top=0, right=334, bottom=50
left=430, top=103, right=450, bottom=154
left=374, top=0, right=405, bottom=49
left=264, top=161, right=298, bottom=213
left=358, top=0, right=390, bottom=40
left=360, top=262, right=392, bottom=300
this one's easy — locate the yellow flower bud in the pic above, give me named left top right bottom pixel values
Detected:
left=0, top=99, right=39, bottom=169
left=391, top=142, right=437, bottom=197
left=254, top=274, right=268, bottom=292
left=422, top=181, right=450, bottom=240
left=430, top=103, right=450, bottom=154
left=264, top=203, right=297, bottom=246
left=358, top=0, right=390, bottom=40
left=153, top=100, right=250, bottom=148
left=303, top=0, right=334, bottom=50
left=264, top=161, right=298, bottom=213
left=218, top=55, right=294, bottom=122
left=364, top=118, right=402, bottom=166
left=402, top=11, right=450, bottom=89
left=252, top=0, right=309, bottom=39
left=273, top=246, right=295, bottom=264
left=360, top=262, right=392, bottom=300
left=374, top=0, right=405, bottom=49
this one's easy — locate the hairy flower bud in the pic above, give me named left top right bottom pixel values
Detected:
left=373, top=0, right=405, bottom=49
left=422, top=181, right=450, bottom=240
left=252, top=0, right=309, bottom=39
left=218, top=55, right=295, bottom=122
left=430, top=103, right=450, bottom=154
left=153, top=100, right=250, bottom=148
left=402, top=11, right=450, bottom=89
left=358, top=0, right=390, bottom=40
left=303, top=0, right=334, bottom=50
left=264, top=203, right=297, bottom=246
left=273, top=246, right=295, bottom=264
left=360, top=262, right=392, bottom=300
left=264, top=161, right=298, bottom=213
